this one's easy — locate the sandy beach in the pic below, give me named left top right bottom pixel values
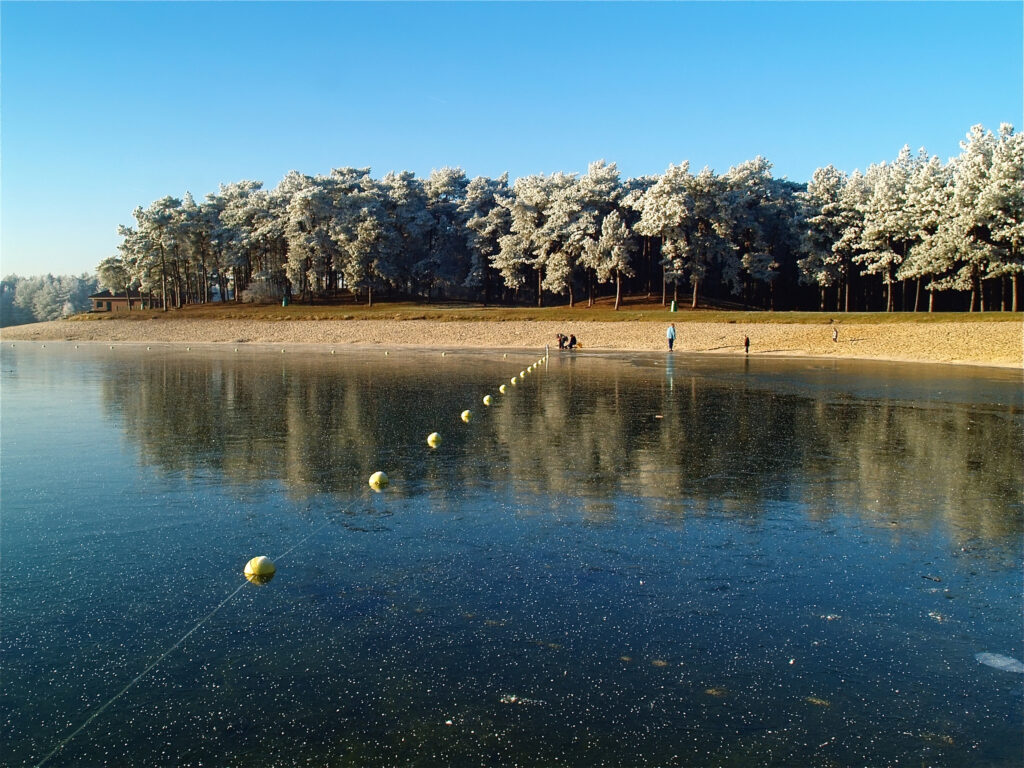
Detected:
left=2, top=317, right=1020, bottom=368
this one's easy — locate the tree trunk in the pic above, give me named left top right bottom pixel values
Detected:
left=691, top=280, right=699, bottom=310
left=644, top=238, right=652, bottom=297
left=568, top=282, right=574, bottom=308
left=614, top=270, right=622, bottom=310
left=913, top=278, right=921, bottom=312
left=160, top=246, right=168, bottom=311
left=844, top=279, right=850, bottom=312
left=1013, top=273, right=1019, bottom=313
left=537, top=268, right=543, bottom=308
left=819, top=286, right=826, bottom=312
left=661, top=267, right=667, bottom=306
left=885, top=278, right=893, bottom=313
left=587, top=272, right=594, bottom=308
left=367, top=282, right=373, bottom=307
left=928, top=290, right=934, bottom=313
left=980, top=279, right=987, bottom=312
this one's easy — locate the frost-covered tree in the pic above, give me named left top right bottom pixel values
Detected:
left=334, top=202, right=387, bottom=306
left=620, top=175, right=659, bottom=298
left=581, top=209, right=636, bottom=309
left=798, top=165, right=848, bottom=310
left=571, top=161, right=623, bottom=306
left=3, top=273, right=97, bottom=323
left=896, top=154, right=953, bottom=311
left=945, top=125, right=998, bottom=311
left=461, top=173, right=511, bottom=304
left=495, top=173, right=574, bottom=306
left=96, top=254, right=136, bottom=307
left=377, top=171, right=432, bottom=296
left=636, top=163, right=738, bottom=309
left=634, top=163, right=693, bottom=304
left=210, top=180, right=266, bottom=300
left=976, top=124, right=1023, bottom=310
left=684, top=167, right=736, bottom=309
left=0, top=277, right=26, bottom=326
left=855, top=147, right=919, bottom=311
left=422, top=167, right=470, bottom=299
left=133, top=196, right=184, bottom=310
left=284, top=173, right=340, bottom=301
left=539, top=172, right=592, bottom=306
left=726, top=157, right=801, bottom=309
left=832, top=170, right=872, bottom=311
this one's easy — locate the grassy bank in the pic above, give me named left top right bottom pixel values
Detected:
left=68, top=297, right=1023, bottom=325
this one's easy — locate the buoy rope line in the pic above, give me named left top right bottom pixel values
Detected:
left=37, top=351, right=550, bottom=766
left=34, top=518, right=335, bottom=768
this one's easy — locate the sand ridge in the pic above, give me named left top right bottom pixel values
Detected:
left=1, top=317, right=1021, bottom=368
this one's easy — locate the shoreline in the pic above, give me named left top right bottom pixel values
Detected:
left=1, top=317, right=1021, bottom=369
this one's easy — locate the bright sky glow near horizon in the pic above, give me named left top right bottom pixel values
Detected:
left=2, top=1, right=1021, bottom=277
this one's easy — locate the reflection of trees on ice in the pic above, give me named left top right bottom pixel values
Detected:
left=100, top=351, right=1023, bottom=550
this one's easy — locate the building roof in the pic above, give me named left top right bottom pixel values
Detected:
left=89, top=290, right=140, bottom=300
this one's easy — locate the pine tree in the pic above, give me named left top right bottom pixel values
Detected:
left=798, top=165, right=847, bottom=310
left=946, top=124, right=998, bottom=311
left=896, top=154, right=953, bottom=311
left=461, top=173, right=511, bottom=304
left=855, top=147, right=919, bottom=311
left=977, top=124, right=1023, bottom=310
left=581, top=210, right=637, bottom=309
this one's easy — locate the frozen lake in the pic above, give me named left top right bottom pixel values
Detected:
left=2, top=344, right=1022, bottom=766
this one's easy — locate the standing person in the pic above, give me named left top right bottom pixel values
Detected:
left=666, top=323, right=676, bottom=351
left=568, top=334, right=577, bottom=349
left=744, top=336, right=750, bottom=355
left=832, top=327, right=838, bottom=343
left=557, top=333, right=566, bottom=350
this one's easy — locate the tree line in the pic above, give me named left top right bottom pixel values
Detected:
left=1, top=273, right=99, bottom=327
left=100, top=123, right=1021, bottom=313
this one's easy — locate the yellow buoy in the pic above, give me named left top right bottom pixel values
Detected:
left=441, top=352, right=446, bottom=357
left=427, top=432, right=442, bottom=448
left=384, top=350, right=389, bottom=356
left=499, top=384, right=507, bottom=394
left=520, top=370, right=526, bottom=377
left=483, top=395, right=493, bottom=406
left=369, top=470, right=389, bottom=490
left=510, top=377, right=518, bottom=386
left=461, top=409, right=472, bottom=423
left=244, top=556, right=276, bottom=585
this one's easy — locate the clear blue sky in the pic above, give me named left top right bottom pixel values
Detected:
left=2, top=1, right=1021, bottom=277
